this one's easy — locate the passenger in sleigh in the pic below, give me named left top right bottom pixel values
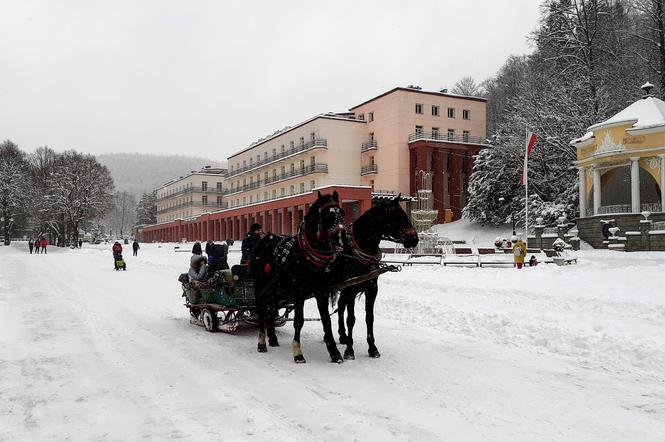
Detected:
left=187, top=255, right=208, bottom=302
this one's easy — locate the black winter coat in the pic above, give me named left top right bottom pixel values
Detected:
left=241, top=233, right=260, bottom=264
left=192, top=242, right=202, bottom=255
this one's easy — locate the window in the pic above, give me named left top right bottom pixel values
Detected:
left=368, top=111, right=374, bottom=122
left=370, top=155, right=375, bottom=166
left=264, top=152, right=268, bottom=160
left=250, top=195, right=253, bottom=203
left=243, top=197, right=246, bottom=204
left=272, top=169, right=277, bottom=178
left=272, top=148, right=276, bottom=156
left=415, top=125, right=423, bottom=135
left=202, top=195, right=208, bottom=204
left=369, top=132, right=374, bottom=141
left=299, top=136, right=304, bottom=145
left=299, top=183, right=305, bottom=193
left=290, top=141, right=294, bottom=149
left=358, top=113, right=364, bottom=120
left=432, top=127, right=440, bottom=138
left=250, top=157, right=254, bottom=165
left=310, top=156, right=315, bottom=166
left=290, top=163, right=295, bottom=173
left=281, top=166, right=285, bottom=175
left=432, top=105, right=439, bottom=116
left=264, top=191, right=268, bottom=200
left=463, top=109, right=470, bottom=120
left=299, top=159, right=305, bottom=169
left=201, top=181, right=208, bottom=191
left=415, top=103, right=423, bottom=114
left=264, top=172, right=268, bottom=181
left=280, top=145, right=285, bottom=153
left=281, top=188, right=285, bottom=196
left=447, top=108, right=455, bottom=118
left=290, top=185, right=294, bottom=194
left=370, top=179, right=374, bottom=190
left=463, top=130, right=470, bottom=142
left=216, top=182, right=222, bottom=191
left=448, top=129, right=455, bottom=140
left=243, top=160, right=246, bottom=167
left=272, top=189, right=277, bottom=197
left=310, top=132, right=316, bottom=141
left=310, top=180, right=316, bottom=189
left=242, top=178, right=246, bottom=186
left=249, top=176, right=253, bottom=185
left=217, top=196, right=223, bottom=204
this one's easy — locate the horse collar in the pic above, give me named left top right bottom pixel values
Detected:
left=350, top=225, right=382, bottom=263
left=297, top=222, right=335, bottom=269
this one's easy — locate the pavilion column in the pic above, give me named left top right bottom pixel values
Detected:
left=272, top=209, right=279, bottom=233
left=660, top=155, right=665, bottom=211
left=593, top=168, right=601, bottom=215
left=281, top=209, right=289, bottom=235
left=630, top=157, right=641, bottom=213
left=291, top=205, right=299, bottom=234
left=578, top=167, right=587, bottom=218
left=449, top=153, right=463, bottom=220
left=432, top=150, right=446, bottom=223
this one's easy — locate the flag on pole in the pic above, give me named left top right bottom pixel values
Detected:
left=519, top=132, right=537, bottom=186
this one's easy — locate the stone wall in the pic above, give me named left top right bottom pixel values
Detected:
left=576, top=213, right=665, bottom=249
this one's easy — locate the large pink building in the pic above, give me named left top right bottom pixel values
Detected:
left=141, top=86, right=488, bottom=242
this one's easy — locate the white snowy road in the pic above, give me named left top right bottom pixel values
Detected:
left=1, top=242, right=664, bottom=441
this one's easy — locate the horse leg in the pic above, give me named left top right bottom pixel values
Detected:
left=343, top=292, right=356, bottom=360
left=257, top=299, right=268, bottom=353
left=316, top=294, right=343, bottom=364
left=337, top=292, right=348, bottom=345
left=365, top=280, right=381, bottom=358
left=292, top=298, right=306, bottom=363
left=267, top=301, right=279, bottom=347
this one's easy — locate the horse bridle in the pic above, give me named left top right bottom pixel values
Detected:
left=297, top=200, right=346, bottom=268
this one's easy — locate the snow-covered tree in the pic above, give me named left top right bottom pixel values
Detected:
left=135, top=191, right=157, bottom=226
left=0, top=140, right=31, bottom=243
left=43, top=151, right=115, bottom=245
left=104, top=191, right=137, bottom=238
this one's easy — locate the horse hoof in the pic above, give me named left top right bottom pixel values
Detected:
left=331, top=353, right=344, bottom=364
left=294, top=355, right=306, bottom=364
left=258, top=343, right=267, bottom=353
left=339, top=335, right=348, bottom=345
left=368, top=348, right=381, bottom=358
left=344, top=350, right=355, bottom=360
left=269, top=337, right=279, bottom=347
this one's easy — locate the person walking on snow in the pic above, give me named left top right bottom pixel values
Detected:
left=28, top=239, right=34, bottom=254
left=40, top=238, right=48, bottom=254
left=132, top=240, right=140, bottom=256
left=192, top=240, right=202, bottom=256
left=112, top=241, right=123, bottom=267
left=34, top=239, right=40, bottom=254
left=512, top=235, right=527, bottom=269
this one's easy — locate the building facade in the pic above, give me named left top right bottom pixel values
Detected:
left=350, top=87, right=488, bottom=221
left=142, top=86, right=488, bottom=241
left=572, top=83, right=665, bottom=248
left=156, top=166, right=227, bottom=224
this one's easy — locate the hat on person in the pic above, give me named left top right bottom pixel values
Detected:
left=250, top=223, right=262, bottom=233
left=511, top=235, right=518, bottom=242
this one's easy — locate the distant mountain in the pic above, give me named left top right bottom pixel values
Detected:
left=97, top=153, right=226, bottom=199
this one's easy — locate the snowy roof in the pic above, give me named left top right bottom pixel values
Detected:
left=588, top=96, right=665, bottom=132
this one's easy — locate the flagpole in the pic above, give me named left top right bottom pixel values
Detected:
left=525, top=126, right=529, bottom=248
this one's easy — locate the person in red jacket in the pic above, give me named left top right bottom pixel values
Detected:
left=40, top=238, right=48, bottom=254
left=112, top=241, right=123, bottom=268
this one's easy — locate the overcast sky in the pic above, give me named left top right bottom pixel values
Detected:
left=0, top=0, right=541, bottom=161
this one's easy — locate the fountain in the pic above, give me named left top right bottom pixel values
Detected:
left=410, top=171, right=446, bottom=254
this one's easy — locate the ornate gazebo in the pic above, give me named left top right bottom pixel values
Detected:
left=571, top=83, right=665, bottom=248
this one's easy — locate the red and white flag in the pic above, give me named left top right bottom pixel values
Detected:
left=519, top=131, right=537, bottom=186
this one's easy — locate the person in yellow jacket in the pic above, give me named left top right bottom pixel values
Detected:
left=512, top=235, right=527, bottom=269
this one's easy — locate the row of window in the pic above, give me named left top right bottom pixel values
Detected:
left=230, top=132, right=318, bottom=172
left=160, top=181, right=223, bottom=198
left=229, top=180, right=317, bottom=208
left=415, top=104, right=470, bottom=119
left=415, top=126, right=471, bottom=140
left=231, top=156, right=316, bottom=190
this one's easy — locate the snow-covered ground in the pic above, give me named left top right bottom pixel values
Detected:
left=1, top=240, right=664, bottom=440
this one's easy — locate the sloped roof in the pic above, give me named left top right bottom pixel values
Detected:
left=588, top=96, right=665, bottom=132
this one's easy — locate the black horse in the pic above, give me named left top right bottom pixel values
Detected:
left=249, top=191, right=347, bottom=363
left=333, top=195, right=418, bottom=359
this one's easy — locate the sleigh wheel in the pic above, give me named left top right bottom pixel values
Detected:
left=201, top=308, right=218, bottom=332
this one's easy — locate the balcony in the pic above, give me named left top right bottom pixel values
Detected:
left=361, top=164, right=378, bottom=175
left=227, top=138, right=328, bottom=178
left=361, top=140, right=378, bottom=152
left=157, top=201, right=228, bottom=215
left=408, top=131, right=489, bottom=145
left=223, top=163, right=329, bottom=196
left=157, top=186, right=225, bottom=201
left=585, top=203, right=663, bottom=217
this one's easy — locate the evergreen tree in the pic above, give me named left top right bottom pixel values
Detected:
left=135, top=191, right=157, bottom=225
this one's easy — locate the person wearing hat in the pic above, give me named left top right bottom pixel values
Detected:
left=241, top=223, right=264, bottom=264
left=512, top=235, right=527, bottom=269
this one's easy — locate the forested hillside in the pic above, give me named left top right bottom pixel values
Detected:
left=97, top=153, right=225, bottom=199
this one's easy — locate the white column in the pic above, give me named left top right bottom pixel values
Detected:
left=630, top=157, right=641, bottom=213
left=593, top=168, right=601, bottom=215
left=578, top=167, right=587, bottom=217
left=660, top=155, right=665, bottom=212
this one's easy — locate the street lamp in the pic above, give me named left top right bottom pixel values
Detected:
left=498, top=197, right=516, bottom=235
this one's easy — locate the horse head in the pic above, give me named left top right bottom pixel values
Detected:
left=303, top=190, right=346, bottom=252
left=372, top=194, right=419, bottom=248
